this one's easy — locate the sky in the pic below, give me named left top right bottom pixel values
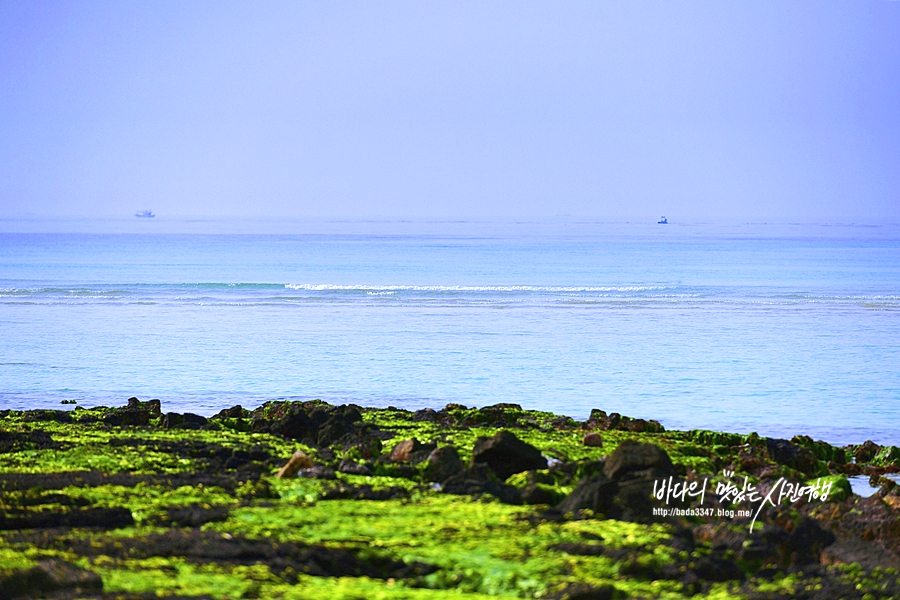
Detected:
left=1, top=1, right=898, bottom=222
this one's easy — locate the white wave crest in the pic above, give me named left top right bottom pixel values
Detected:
left=283, top=284, right=672, bottom=293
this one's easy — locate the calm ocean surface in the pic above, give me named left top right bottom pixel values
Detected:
left=1, top=219, right=898, bottom=446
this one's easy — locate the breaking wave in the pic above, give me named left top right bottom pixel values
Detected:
left=1, top=283, right=897, bottom=310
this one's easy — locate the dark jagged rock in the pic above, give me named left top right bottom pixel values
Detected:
left=765, top=438, right=821, bottom=476
left=557, top=441, right=675, bottom=521
left=103, top=408, right=152, bottom=427
left=250, top=402, right=309, bottom=437
left=603, top=440, right=675, bottom=480
left=270, top=405, right=312, bottom=440
left=341, top=404, right=363, bottom=423
left=160, top=412, right=208, bottom=430
left=323, top=408, right=364, bottom=447
left=584, top=409, right=662, bottom=433
left=184, top=412, right=209, bottom=427
left=424, top=446, right=464, bottom=482
left=389, top=438, right=436, bottom=462
left=586, top=409, right=664, bottom=433
left=441, top=463, right=521, bottom=504
left=249, top=403, right=365, bottom=446
left=307, top=406, right=330, bottom=428
left=390, top=438, right=420, bottom=462
left=791, top=434, right=847, bottom=464
left=127, top=397, right=162, bottom=416
left=549, top=416, right=576, bottom=430
left=486, top=403, right=523, bottom=410
left=589, top=408, right=608, bottom=421
left=855, top=440, right=881, bottom=463
left=469, top=404, right=524, bottom=427
left=555, top=472, right=618, bottom=516
left=471, top=430, right=547, bottom=480
left=0, top=559, right=102, bottom=599
left=212, top=404, right=250, bottom=419
left=317, top=416, right=353, bottom=447
left=344, top=437, right=383, bottom=460
left=606, top=476, right=660, bottom=523
left=23, top=410, right=73, bottom=423
left=413, top=408, right=438, bottom=422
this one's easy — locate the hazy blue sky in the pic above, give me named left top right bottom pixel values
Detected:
left=1, top=1, right=898, bottom=221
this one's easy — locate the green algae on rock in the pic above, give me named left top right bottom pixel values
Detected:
left=2, top=400, right=900, bottom=599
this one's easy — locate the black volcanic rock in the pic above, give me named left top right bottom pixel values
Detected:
left=471, top=430, right=547, bottom=480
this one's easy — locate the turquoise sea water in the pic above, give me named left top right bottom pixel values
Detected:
left=1, top=219, right=898, bottom=445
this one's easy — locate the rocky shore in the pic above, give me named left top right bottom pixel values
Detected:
left=2, top=399, right=900, bottom=599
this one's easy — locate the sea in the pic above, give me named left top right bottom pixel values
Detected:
left=1, top=218, right=898, bottom=447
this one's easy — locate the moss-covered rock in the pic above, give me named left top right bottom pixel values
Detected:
left=806, top=474, right=853, bottom=503
left=2, top=399, right=899, bottom=599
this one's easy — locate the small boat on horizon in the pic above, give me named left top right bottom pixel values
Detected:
left=658, top=216, right=668, bottom=224
left=135, top=210, right=155, bottom=218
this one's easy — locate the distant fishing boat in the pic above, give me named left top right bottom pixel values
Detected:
left=135, top=210, right=155, bottom=218
left=658, top=216, right=668, bottom=224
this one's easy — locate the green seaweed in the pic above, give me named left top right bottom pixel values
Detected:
left=805, top=474, right=853, bottom=503
left=872, top=446, right=900, bottom=468
left=2, top=401, right=899, bottom=599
